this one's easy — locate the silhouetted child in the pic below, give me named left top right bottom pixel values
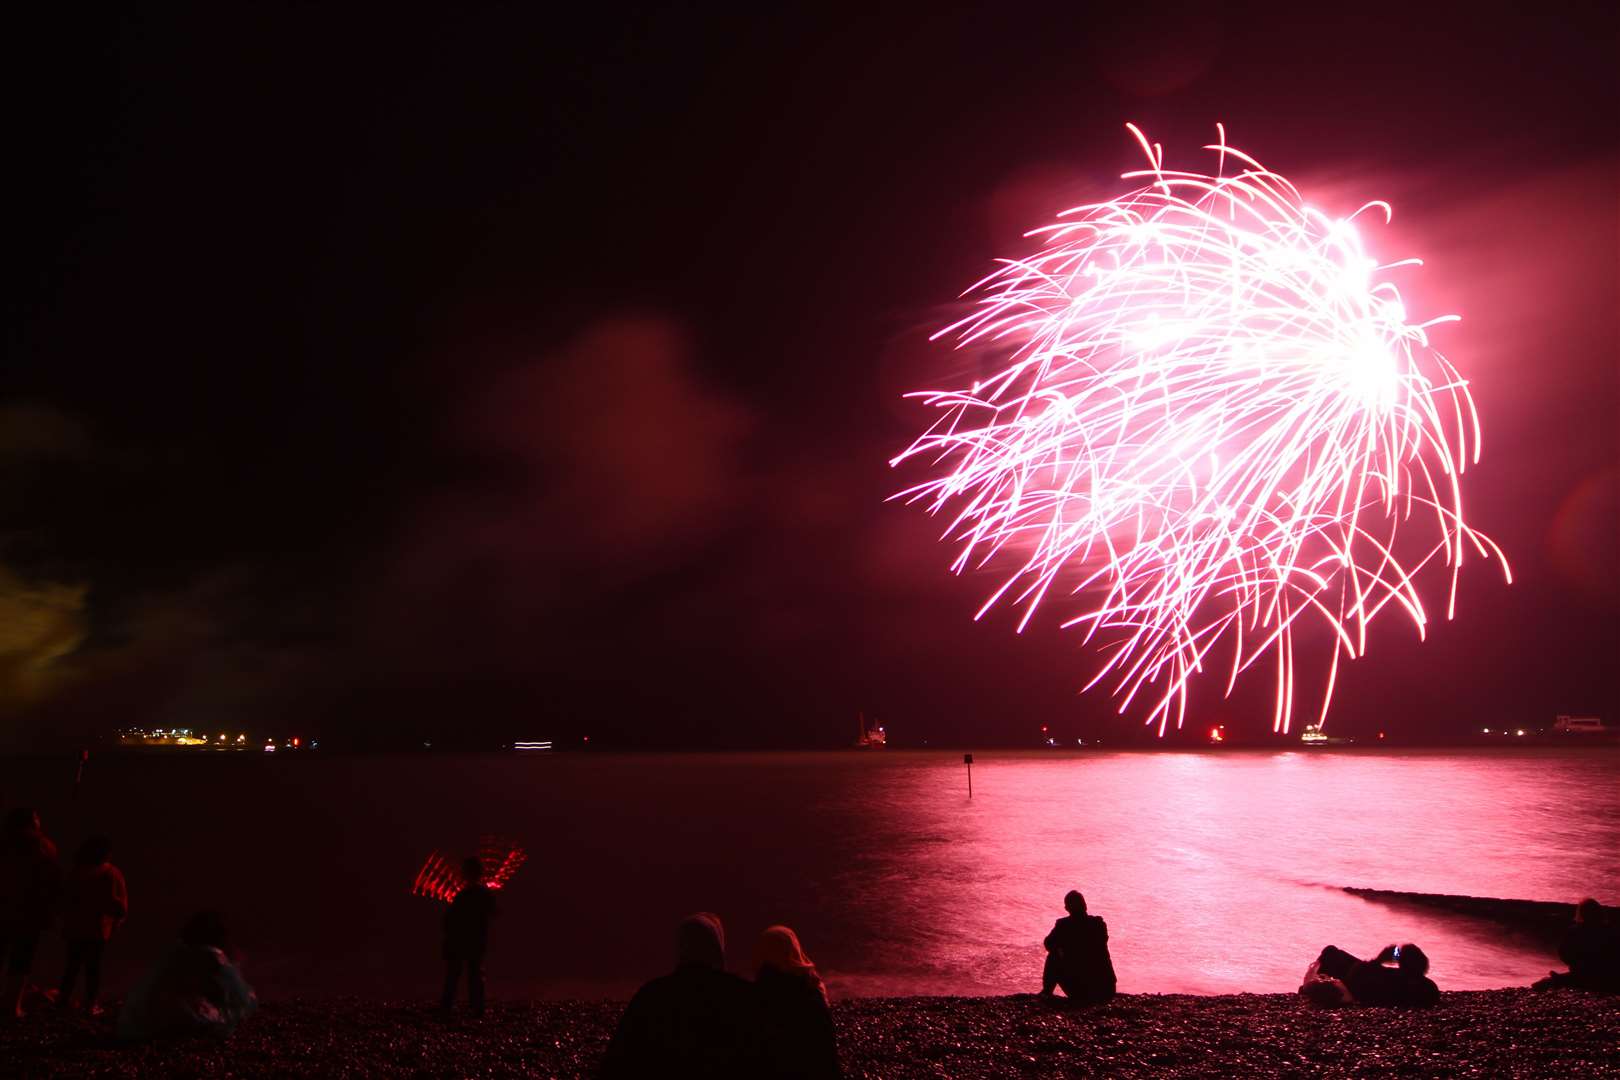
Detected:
left=0, top=808, right=61, bottom=1018
left=441, top=856, right=497, bottom=1016
left=57, top=834, right=129, bottom=1013
left=1039, top=889, right=1117, bottom=1004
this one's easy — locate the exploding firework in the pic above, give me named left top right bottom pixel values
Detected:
left=892, top=125, right=1509, bottom=734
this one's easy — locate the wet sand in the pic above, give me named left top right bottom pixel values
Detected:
left=6, top=989, right=1618, bottom=1078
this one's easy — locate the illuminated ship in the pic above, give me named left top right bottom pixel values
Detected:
left=854, top=713, right=887, bottom=748
left=1300, top=722, right=1355, bottom=747
left=1552, top=715, right=1612, bottom=736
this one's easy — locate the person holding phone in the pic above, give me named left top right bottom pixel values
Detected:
left=1302, top=941, right=1438, bottom=1007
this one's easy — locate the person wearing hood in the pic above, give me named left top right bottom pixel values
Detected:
left=754, top=925, right=839, bottom=1079
left=0, top=808, right=61, bottom=1018
left=599, top=912, right=763, bottom=1078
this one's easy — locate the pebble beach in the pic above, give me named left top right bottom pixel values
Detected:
left=5, top=989, right=1619, bottom=1078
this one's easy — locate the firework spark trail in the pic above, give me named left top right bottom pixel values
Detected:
left=891, top=125, right=1510, bottom=734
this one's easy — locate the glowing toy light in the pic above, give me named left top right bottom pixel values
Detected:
left=411, top=835, right=529, bottom=902
left=892, top=125, right=1509, bottom=734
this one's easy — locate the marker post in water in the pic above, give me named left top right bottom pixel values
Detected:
left=964, top=752, right=973, bottom=797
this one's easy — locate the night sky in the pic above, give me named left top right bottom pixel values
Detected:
left=5, top=5, right=1616, bottom=748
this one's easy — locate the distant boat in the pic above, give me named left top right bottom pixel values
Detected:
left=854, top=712, right=887, bottom=749
left=1553, top=714, right=1612, bottom=736
left=1300, top=722, right=1354, bottom=747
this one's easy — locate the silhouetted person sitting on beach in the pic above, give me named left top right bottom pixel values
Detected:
left=753, top=925, right=839, bottom=1079
left=118, top=910, right=257, bottom=1041
left=1539, top=898, right=1620, bottom=992
left=1303, top=943, right=1438, bottom=1007
left=1039, top=889, right=1116, bottom=1004
left=442, top=856, right=497, bottom=1017
left=0, top=808, right=61, bottom=1018
left=599, top=912, right=763, bottom=1078
left=57, top=834, right=129, bottom=1014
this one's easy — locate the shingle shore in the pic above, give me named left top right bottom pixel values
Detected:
left=4, top=988, right=1618, bottom=1078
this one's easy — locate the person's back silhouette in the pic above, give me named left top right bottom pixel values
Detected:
left=1556, top=898, right=1620, bottom=991
left=441, top=856, right=497, bottom=1016
left=1039, top=889, right=1116, bottom=1004
left=753, top=925, right=839, bottom=1079
left=599, top=912, right=763, bottom=1078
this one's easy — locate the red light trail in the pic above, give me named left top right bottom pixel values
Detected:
left=411, top=835, right=528, bottom=902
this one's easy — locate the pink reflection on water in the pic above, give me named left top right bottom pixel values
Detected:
left=818, top=749, right=1619, bottom=996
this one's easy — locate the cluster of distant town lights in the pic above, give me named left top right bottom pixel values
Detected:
left=116, top=728, right=313, bottom=753
left=115, top=729, right=565, bottom=752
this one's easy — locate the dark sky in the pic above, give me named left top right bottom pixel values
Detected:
left=5, top=4, right=1616, bottom=747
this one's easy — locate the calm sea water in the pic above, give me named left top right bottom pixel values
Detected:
left=3, top=748, right=1616, bottom=1000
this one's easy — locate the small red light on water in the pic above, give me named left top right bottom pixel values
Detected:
left=1378, top=731, right=1386, bottom=739
left=1041, top=725, right=1049, bottom=733
left=291, top=737, right=300, bottom=748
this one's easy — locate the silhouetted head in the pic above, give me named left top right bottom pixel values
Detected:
left=1395, top=943, right=1428, bottom=976
left=180, top=910, right=229, bottom=951
left=75, top=834, right=112, bottom=867
left=462, top=856, right=484, bottom=885
left=1575, top=898, right=1602, bottom=925
left=2, top=807, right=40, bottom=836
left=755, top=925, right=827, bottom=1000
left=677, top=912, right=726, bottom=971
left=1064, top=890, right=1087, bottom=916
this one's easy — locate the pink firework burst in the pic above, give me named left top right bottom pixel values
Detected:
left=892, top=125, right=1509, bottom=734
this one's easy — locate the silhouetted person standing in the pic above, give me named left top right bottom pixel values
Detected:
left=599, top=912, right=763, bottom=1078
left=0, top=808, right=61, bottom=1018
left=57, top=834, right=129, bottom=1013
left=442, top=856, right=496, bottom=1017
left=753, top=925, right=839, bottom=1079
left=1039, top=889, right=1116, bottom=1004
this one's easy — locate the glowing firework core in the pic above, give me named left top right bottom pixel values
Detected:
left=893, top=126, right=1508, bottom=734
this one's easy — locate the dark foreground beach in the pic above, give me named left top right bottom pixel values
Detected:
left=5, top=990, right=1618, bottom=1078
